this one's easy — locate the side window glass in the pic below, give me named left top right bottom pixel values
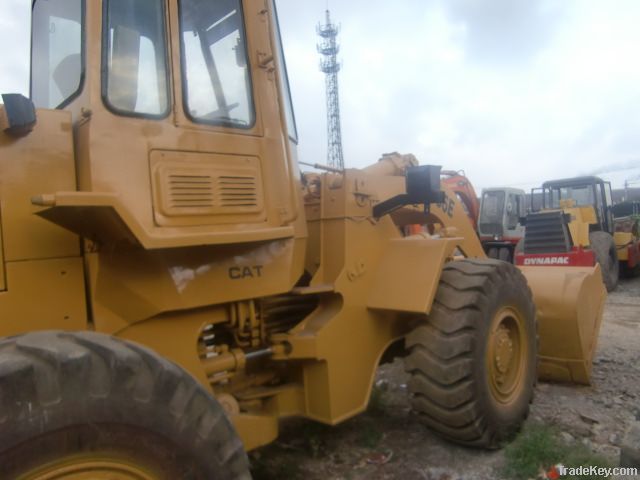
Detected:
left=604, top=183, right=614, bottom=231
left=179, top=0, right=254, bottom=128
left=31, top=0, right=84, bottom=109
left=605, top=182, right=613, bottom=206
left=506, top=194, right=519, bottom=229
left=104, top=0, right=169, bottom=117
left=531, top=188, right=543, bottom=211
left=594, top=184, right=603, bottom=208
left=272, top=1, right=298, bottom=142
left=594, top=184, right=603, bottom=223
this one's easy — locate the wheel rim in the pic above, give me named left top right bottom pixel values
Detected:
left=486, top=306, right=527, bottom=405
left=18, top=455, right=158, bottom=480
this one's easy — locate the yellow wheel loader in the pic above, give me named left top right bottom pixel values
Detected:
left=518, top=176, right=639, bottom=292
left=0, top=1, right=606, bottom=478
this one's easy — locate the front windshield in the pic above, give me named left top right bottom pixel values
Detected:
left=547, top=185, right=594, bottom=208
left=179, top=0, right=254, bottom=127
left=31, top=0, right=84, bottom=109
left=479, top=191, right=505, bottom=234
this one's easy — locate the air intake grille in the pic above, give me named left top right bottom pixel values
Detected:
left=218, top=176, right=258, bottom=207
left=169, top=174, right=215, bottom=209
left=151, top=152, right=265, bottom=226
left=164, top=172, right=260, bottom=213
left=523, top=211, right=573, bottom=254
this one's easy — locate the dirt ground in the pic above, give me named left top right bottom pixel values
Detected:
left=251, top=274, right=640, bottom=480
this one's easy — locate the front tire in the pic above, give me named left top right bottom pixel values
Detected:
left=0, top=331, right=250, bottom=479
left=404, top=259, right=536, bottom=448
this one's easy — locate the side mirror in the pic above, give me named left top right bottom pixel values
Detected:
left=1, top=93, right=37, bottom=137
left=373, top=165, right=445, bottom=218
left=405, top=165, right=445, bottom=205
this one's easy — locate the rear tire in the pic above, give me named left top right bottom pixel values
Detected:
left=590, top=231, right=619, bottom=292
left=404, top=259, right=536, bottom=448
left=0, top=331, right=250, bottom=480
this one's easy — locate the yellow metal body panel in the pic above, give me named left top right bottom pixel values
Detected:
left=614, top=230, right=640, bottom=263
left=0, top=258, right=86, bottom=337
left=84, top=238, right=306, bottom=333
left=564, top=205, right=597, bottom=247
left=35, top=191, right=295, bottom=249
left=367, top=236, right=458, bottom=313
left=271, top=163, right=485, bottom=426
left=519, top=265, right=606, bottom=384
left=114, top=309, right=216, bottom=388
left=232, top=414, right=279, bottom=452
left=0, top=109, right=85, bottom=337
left=0, top=110, right=80, bottom=261
left=615, top=231, right=632, bottom=261
left=613, top=216, right=639, bottom=263
left=0, top=216, right=5, bottom=291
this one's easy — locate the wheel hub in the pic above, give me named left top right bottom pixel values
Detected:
left=20, top=457, right=157, bottom=480
left=486, top=307, right=527, bottom=405
left=494, top=325, right=514, bottom=378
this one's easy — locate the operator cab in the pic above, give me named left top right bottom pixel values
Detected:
left=536, top=176, right=614, bottom=234
left=27, top=0, right=303, bottom=250
left=478, top=188, right=526, bottom=240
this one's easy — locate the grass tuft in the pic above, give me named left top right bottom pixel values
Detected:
left=503, top=423, right=613, bottom=480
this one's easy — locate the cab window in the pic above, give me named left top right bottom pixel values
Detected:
left=557, top=185, right=594, bottom=207
left=506, top=194, right=520, bottom=229
left=179, top=0, right=255, bottom=128
left=31, top=0, right=84, bottom=109
left=272, top=2, right=298, bottom=142
left=480, top=191, right=505, bottom=225
left=103, top=0, right=170, bottom=117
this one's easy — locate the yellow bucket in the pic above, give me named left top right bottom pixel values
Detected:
left=519, top=264, right=607, bottom=384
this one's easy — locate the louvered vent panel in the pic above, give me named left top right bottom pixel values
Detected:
left=218, top=175, right=258, bottom=207
left=169, top=174, right=215, bottom=209
left=151, top=152, right=266, bottom=226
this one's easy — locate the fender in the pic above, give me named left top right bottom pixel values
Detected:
left=367, top=182, right=486, bottom=314
left=367, top=235, right=461, bottom=314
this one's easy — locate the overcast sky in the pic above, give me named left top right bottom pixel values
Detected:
left=2, top=0, right=639, bottom=191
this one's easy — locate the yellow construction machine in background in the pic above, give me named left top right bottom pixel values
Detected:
left=0, top=1, right=606, bottom=478
left=518, top=176, right=640, bottom=292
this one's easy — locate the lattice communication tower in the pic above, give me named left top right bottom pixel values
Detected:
left=317, top=10, right=344, bottom=169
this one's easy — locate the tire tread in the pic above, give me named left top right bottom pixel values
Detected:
left=0, top=331, right=249, bottom=479
left=404, top=259, right=536, bottom=448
